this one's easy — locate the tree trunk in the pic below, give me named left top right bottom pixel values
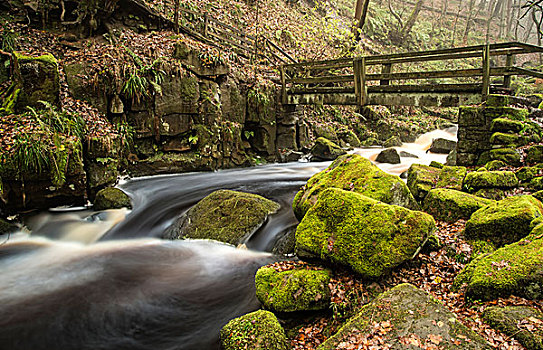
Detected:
left=353, top=0, right=371, bottom=40
left=174, top=0, right=180, bottom=34
left=400, top=0, right=424, bottom=38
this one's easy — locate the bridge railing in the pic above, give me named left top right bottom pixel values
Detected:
left=176, top=7, right=297, bottom=65
left=280, top=42, right=543, bottom=106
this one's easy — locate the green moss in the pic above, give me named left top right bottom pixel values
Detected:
left=429, top=161, right=444, bottom=169
left=484, top=160, right=507, bottom=171
left=0, top=85, right=20, bottom=114
left=179, top=75, right=199, bottom=103
left=484, top=106, right=529, bottom=121
left=533, top=190, right=543, bottom=203
left=293, top=154, right=418, bottom=220
left=474, top=188, right=508, bottom=201
left=483, top=306, right=543, bottom=350
left=478, top=148, right=522, bottom=167
left=94, top=187, right=132, bottom=210
left=526, top=145, right=543, bottom=165
left=436, top=165, right=467, bottom=190
left=490, top=118, right=524, bottom=133
left=490, top=132, right=523, bottom=147
left=464, top=195, right=543, bottom=246
left=516, top=167, right=541, bottom=183
left=14, top=52, right=58, bottom=67
left=455, top=229, right=543, bottom=301
left=220, top=310, right=289, bottom=350
left=295, top=188, right=435, bottom=278
left=468, top=239, right=497, bottom=258
left=530, top=176, right=543, bottom=191
left=486, top=94, right=513, bottom=107
left=255, top=266, right=331, bottom=312
left=173, top=190, right=280, bottom=245
left=422, top=188, right=494, bottom=222
left=463, top=171, right=518, bottom=193
left=407, top=163, right=441, bottom=201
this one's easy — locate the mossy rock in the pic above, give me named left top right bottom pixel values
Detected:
left=338, top=129, right=361, bottom=147
left=464, top=195, right=543, bottom=247
left=516, top=166, right=541, bottom=183
left=295, top=188, right=435, bottom=279
left=318, top=283, right=490, bottom=350
left=0, top=218, right=18, bottom=235
left=478, top=148, right=522, bottom=167
left=468, top=239, right=497, bottom=258
left=436, top=165, right=466, bottom=191
left=407, top=164, right=441, bottom=202
left=455, top=225, right=543, bottom=301
left=530, top=176, right=543, bottom=191
left=422, top=188, right=494, bottom=223
left=484, top=160, right=507, bottom=171
left=527, top=145, right=543, bottom=165
left=490, top=118, right=524, bottom=133
left=375, top=148, right=400, bottom=164
left=473, top=188, right=508, bottom=201
left=533, top=190, right=543, bottom=202
left=429, top=160, right=444, bottom=169
left=220, top=310, right=289, bottom=350
left=383, top=135, right=402, bottom=148
left=93, top=187, right=132, bottom=211
left=293, top=154, right=418, bottom=220
left=490, top=132, right=523, bottom=147
left=486, top=94, right=514, bottom=108
left=484, top=106, right=529, bottom=121
left=310, top=137, right=346, bottom=161
left=483, top=306, right=543, bottom=350
left=463, top=171, right=518, bottom=193
left=429, top=138, right=456, bottom=154
left=165, top=190, right=279, bottom=245
left=255, top=265, right=331, bottom=312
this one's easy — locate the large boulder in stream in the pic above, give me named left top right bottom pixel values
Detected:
left=255, top=263, right=331, bottom=312
left=295, top=188, right=435, bottom=279
left=293, top=154, right=418, bottom=220
left=464, top=195, right=542, bottom=247
left=455, top=223, right=543, bottom=301
left=220, top=310, right=289, bottom=350
left=375, top=148, right=400, bottom=164
left=93, top=188, right=132, bottom=211
left=429, top=138, right=457, bottom=154
left=164, top=190, right=280, bottom=245
left=318, top=283, right=490, bottom=350
left=310, top=137, right=346, bottom=161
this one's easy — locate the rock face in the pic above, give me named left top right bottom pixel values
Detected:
left=455, top=225, right=543, bottom=301
left=93, top=187, right=132, bottom=210
left=318, top=283, right=490, bottom=350
left=429, top=138, right=457, bottom=154
left=220, top=310, right=289, bottom=350
left=463, top=171, right=518, bottom=193
left=464, top=195, right=542, bottom=247
left=375, top=148, right=400, bottom=164
left=310, top=137, right=346, bottom=161
left=293, top=154, right=418, bottom=220
left=255, top=264, right=331, bottom=312
left=165, top=190, right=280, bottom=245
left=422, top=188, right=495, bottom=222
left=483, top=306, right=543, bottom=350
left=295, top=188, right=435, bottom=278
left=406, top=164, right=441, bottom=202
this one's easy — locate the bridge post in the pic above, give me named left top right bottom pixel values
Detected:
left=280, top=65, right=287, bottom=105
left=380, top=63, right=392, bottom=86
left=353, top=58, right=367, bottom=107
left=203, top=13, right=209, bottom=37
left=504, top=53, right=513, bottom=89
left=482, top=44, right=490, bottom=100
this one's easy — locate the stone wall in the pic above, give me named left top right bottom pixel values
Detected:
left=456, top=95, right=529, bottom=166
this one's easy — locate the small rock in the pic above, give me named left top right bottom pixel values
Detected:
left=310, top=137, right=346, bottom=161
left=429, top=138, right=456, bottom=154
left=94, top=188, right=132, bottom=211
left=375, top=148, right=400, bottom=164
left=399, top=151, right=418, bottom=158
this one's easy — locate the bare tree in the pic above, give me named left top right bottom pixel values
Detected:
left=353, top=0, right=371, bottom=40
left=387, top=0, right=424, bottom=44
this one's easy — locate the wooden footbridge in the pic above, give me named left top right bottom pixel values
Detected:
left=279, top=42, right=543, bottom=108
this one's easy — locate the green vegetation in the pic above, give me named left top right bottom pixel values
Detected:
left=93, top=187, right=132, bottom=210
left=463, top=171, right=518, bottom=193
left=422, top=188, right=494, bottom=223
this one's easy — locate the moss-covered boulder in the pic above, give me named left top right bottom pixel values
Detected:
left=338, top=129, right=361, bottom=147
left=484, top=160, right=507, bottom=171
left=436, top=165, right=467, bottom=191
left=93, top=187, right=132, bottom=211
left=464, top=195, right=542, bottom=247
left=490, top=132, right=523, bottom=146
left=12, top=52, right=60, bottom=111
left=517, top=167, right=540, bottom=183
left=455, top=225, right=543, bottom=300
left=295, top=188, right=434, bottom=278
left=473, top=188, right=508, bottom=201
left=463, top=171, right=518, bottom=193
left=478, top=148, right=522, bottom=167
left=490, top=118, right=524, bottom=133
left=383, top=135, right=402, bottom=148
left=310, top=137, right=346, bottom=161
left=375, top=148, right=400, bottom=164
left=407, top=164, right=441, bottom=201
left=220, top=310, right=289, bottom=350
left=422, top=189, right=495, bottom=222
left=293, top=154, right=418, bottom=220
left=526, top=145, right=543, bottom=165
left=318, top=283, right=490, bottom=350
left=255, top=264, right=331, bottom=312
left=530, top=176, right=543, bottom=191
left=165, top=190, right=279, bottom=245
left=483, top=306, right=543, bottom=350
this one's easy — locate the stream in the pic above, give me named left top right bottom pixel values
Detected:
left=0, top=128, right=455, bottom=350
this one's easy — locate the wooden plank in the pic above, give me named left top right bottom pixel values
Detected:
left=380, top=63, right=392, bottom=85
left=280, top=65, right=287, bottom=105
left=353, top=59, right=361, bottom=106
left=288, top=86, right=355, bottom=94
left=367, top=83, right=482, bottom=93
left=360, top=57, right=367, bottom=106
left=287, top=75, right=354, bottom=84
left=207, top=31, right=252, bottom=53
left=504, top=54, right=513, bottom=88
left=283, top=57, right=352, bottom=69
left=512, top=67, right=543, bottom=79
left=482, top=45, right=490, bottom=99
left=209, top=25, right=253, bottom=46
left=267, top=40, right=297, bottom=64
left=207, top=16, right=253, bottom=39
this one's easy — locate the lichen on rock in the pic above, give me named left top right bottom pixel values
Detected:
left=422, top=188, right=494, bottom=222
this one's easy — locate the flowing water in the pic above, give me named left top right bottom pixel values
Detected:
left=0, top=128, right=455, bottom=350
